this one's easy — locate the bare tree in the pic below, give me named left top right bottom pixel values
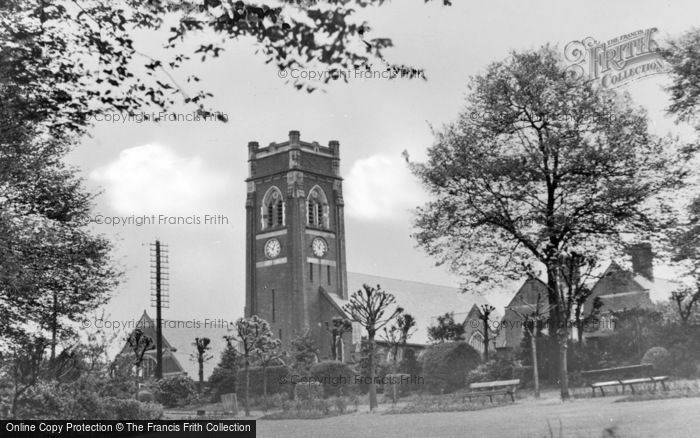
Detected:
left=381, top=313, right=417, bottom=372
left=511, top=293, right=551, bottom=399
left=324, top=317, right=352, bottom=361
left=343, top=284, right=403, bottom=411
left=125, top=328, right=154, bottom=397
left=479, top=304, right=497, bottom=362
left=191, top=337, right=212, bottom=394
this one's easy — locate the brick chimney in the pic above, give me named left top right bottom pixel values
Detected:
left=628, top=243, right=654, bottom=281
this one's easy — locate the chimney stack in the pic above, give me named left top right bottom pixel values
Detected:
left=628, top=243, right=654, bottom=281
left=289, top=130, right=300, bottom=146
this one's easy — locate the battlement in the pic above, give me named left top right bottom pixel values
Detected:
left=248, top=130, right=340, bottom=160
left=247, top=130, right=341, bottom=179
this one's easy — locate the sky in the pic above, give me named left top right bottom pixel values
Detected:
left=65, top=0, right=699, bottom=341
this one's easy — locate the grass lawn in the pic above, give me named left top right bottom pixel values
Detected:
left=257, top=392, right=700, bottom=438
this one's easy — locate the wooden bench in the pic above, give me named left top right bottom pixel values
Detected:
left=580, top=364, right=669, bottom=397
left=466, top=379, right=520, bottom=403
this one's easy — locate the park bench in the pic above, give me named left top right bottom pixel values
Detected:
left=466, top=379, right=520, bottom=403
left=580, top=364, right=669, bottom=397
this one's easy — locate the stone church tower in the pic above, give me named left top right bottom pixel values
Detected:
left=245, top=131, right=351, bottom=360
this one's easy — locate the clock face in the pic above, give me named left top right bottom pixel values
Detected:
left=311, top=237, right=328, bottom=257
left=264, top=238, right=281, bottom=259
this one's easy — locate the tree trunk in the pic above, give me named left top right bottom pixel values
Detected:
left=546, top=268, right=561, bottom=384
left=198, top=356, right=204, bottom=393
left=244, top=358, right=250, bottom=416
left=482, top=318, right=490, bottom=362
left=368, top=334, right=377, bottom=411
left=134, top=366, right=140, bottom=399
left=262, top=365, right=268, bottom=412
left=559, top=340, right=569, bottom=400
left=531, top=327, right=540, bottom=399
left=331, top=334, right=337, bottom=361
left=51, top=290, right=58, bottom=361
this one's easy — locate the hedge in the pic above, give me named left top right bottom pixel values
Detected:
left=310, top=360, right=356, bottom=397
left=421, top=341, right=481, bottom=393
left=236, top=365, right=292, bottom=396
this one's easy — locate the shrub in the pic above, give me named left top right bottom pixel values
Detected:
left=154, top=375, right=197, bottom=408
left=137, top=388, right=155, bottom=403
left=105, top=398, right=163, bottom=420
left=209, top=368, right=237, bottom=402
left=236, top=365, right=292, bottom=397
left=421, top=341, right=481, bottom=394
left=294, top=382, right=323, bottom=401
left=466, top=358, right=514, bottom=384
left=641, top=346, right=672, bottom=374
left=310, top=361, right=355, bottom=397
left=17, top=379, right=163, bottom=420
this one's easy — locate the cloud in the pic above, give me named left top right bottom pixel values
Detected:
left=90, top=143, right=230, bottom=215
left=345, top=154, right=427, bottom=221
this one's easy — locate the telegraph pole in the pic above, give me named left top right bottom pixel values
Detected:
left=150, top=240, right=169, bottom=380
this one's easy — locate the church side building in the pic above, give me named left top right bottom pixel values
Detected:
left=245, top=131, right=353, bottom=360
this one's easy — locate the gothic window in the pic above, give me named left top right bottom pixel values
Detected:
left=306, top=186, right=329, bottom=228
left=141, top=356, right=157, bottom=378
left=261, top=187, right=285, bottom=230
left=468, top=332, right=484, bottom=354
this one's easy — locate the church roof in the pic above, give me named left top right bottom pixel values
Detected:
left=346, top=272, right=492, bottom=345
left=120, top=311, right=233, bottom=380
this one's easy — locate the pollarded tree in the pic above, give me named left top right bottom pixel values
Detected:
left=255, top=334, right=284, bottom=411
left=381, top=313, right=417, bottom=372
left=324, top=316, right=352, bottom=361
left=191, top=337, right=213, bottom=394
left=406, top=46, right=693, bottom=399
left=234, top=315, right=274, bottom=416
left=125, top=328, right=154, bottom=398
left=479, top=304, right=497, bottom=363
left=343, top=284, right=403, bottom=411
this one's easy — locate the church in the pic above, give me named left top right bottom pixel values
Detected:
left=244, top=131, right=490, bottom=361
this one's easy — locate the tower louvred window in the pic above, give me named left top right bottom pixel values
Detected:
left=262, top=187, right=285, bottom=229
left=307, top=186, right=328, bottom=228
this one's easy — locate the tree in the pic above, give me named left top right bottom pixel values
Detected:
left=343, top=284, right=403, bottom=410
left=289, top=330, right=319, bottom=375
left=667, top=196, right=700, bottom=325
left=662, top=29, right=700, bottom=130
left=125, top=328, right=154, bottom=397
left=0, top=0, right=450, bottom=139
left=209, top=336, right=239, bottom=401
left=511, top=292, right=551, bottom=398
left=324, top=317, right=352, bottom=361
left=479, top=304, right=497, bottom=362
left=191, top=337, right=212, bottom=394
left=254, top=334, right=284, bottom=411
left=406, top=46, right=692, bottom=399
left=427, top=312, right=465, bottom=343
left=381, top=313, right=417, bottom=371
left=0, top=135, right=120, bottom=356
left=5, top=334, right=48, bottom=417
left=234, top=315, right=273, bottom=416
left=575, top=295, right=603, bottom=346
left=670, top=287, right=700, bottom=326
left=605, top=308, right=664, bottom=362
